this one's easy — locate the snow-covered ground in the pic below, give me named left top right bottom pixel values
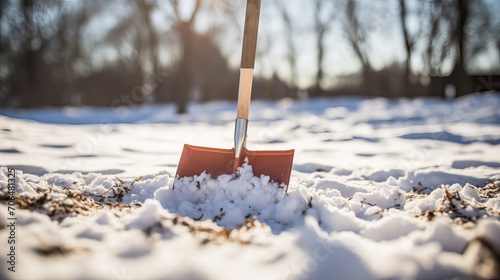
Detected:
left=1, top=92, right=499, bottom=280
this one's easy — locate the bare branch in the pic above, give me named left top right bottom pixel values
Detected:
left=170, top=0, right=181, bottom=22
left=187, top=0, right=202, bottom=26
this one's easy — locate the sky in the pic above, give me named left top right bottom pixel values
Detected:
left=181, top=0, right=499, bottom=88
left=69, top=0, right=500, bottom=90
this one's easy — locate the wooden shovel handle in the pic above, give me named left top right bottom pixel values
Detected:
left=241, top=0, right=261, bottom=69
left=237, top=0, right=261, bottom=119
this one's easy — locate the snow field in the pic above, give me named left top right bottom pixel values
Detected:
left=1, top=92, right=500, bottom=279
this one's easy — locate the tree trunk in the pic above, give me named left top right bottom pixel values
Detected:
left=280, top=3, right=298, bottom=99
left=345, top=0, right=374, bottom=95
left=176, top=23, right=195, bottom=114
left=399, top=0, right=412, bottom=95
left=20, top=0, right=38, bottom=108
left=313, top=0, right=325, bottom=97
left=315, top=31, right=324, bottom=97
left=449, top=0, right=472, bottom=97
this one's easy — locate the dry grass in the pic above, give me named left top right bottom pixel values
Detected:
left=417, top=184, right=500, bottom=226
left=0, top=176, right=267, bottom=246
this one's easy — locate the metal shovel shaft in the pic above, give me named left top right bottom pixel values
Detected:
left=233, top=118, right=248, bottom=172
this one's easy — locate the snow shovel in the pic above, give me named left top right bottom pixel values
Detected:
left=175, top=0, right=294, bottom=188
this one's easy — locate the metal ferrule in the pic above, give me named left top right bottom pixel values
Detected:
left=234, top=118, right=248, bottom=159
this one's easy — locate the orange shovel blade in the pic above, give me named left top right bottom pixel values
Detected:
left=176, top=144, right=294, bottom=187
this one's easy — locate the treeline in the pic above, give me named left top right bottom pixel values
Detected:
left=0, top=0, right=498, bottom=113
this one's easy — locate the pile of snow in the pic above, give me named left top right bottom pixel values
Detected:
left=1, top=165, right=499, bottom=279
left=1, top=92, right=500, bottom=279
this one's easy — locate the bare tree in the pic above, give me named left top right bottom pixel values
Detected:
left=312, top=0, right=336, bottom=97
left=277, top=0, right=298, bottom=98
left=133, top=0, right=160, bottom=103
left=399, top=0, right=417, bottom=95
left=344, top=0, right=373, bottom=95
left=419, top=0, right=495, bottom=96
left=167, top=0, right=202, bottom=113
left=420, top=0, right=447, bottom=77
left=0, top=0, right=95, bottom=107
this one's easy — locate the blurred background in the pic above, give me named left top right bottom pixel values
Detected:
left=0, top=0, right=499, bottom=113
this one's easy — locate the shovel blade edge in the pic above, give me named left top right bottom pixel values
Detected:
left=176, top=144, right=294, bottom=187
